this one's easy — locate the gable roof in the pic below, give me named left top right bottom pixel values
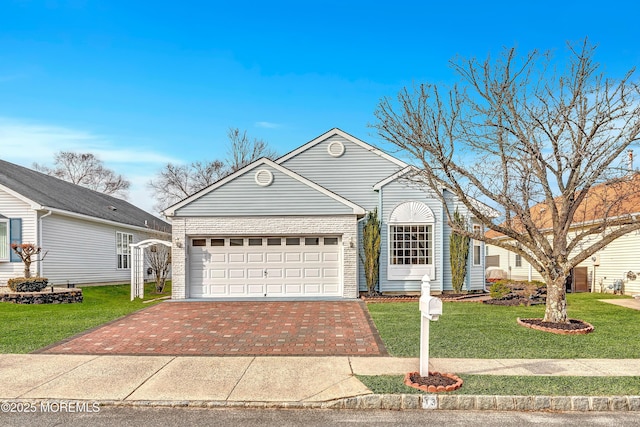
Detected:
left=486, top=173, right=640, bottom=239
left=164, top=157, right=366, bottom=216
left=0, top=159, right=170, bottom=232
left=275, top=128, right=408, bottom=168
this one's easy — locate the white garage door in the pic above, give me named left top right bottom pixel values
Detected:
left=189, top=236, right=342, bottom=298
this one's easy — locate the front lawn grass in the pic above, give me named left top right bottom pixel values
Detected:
left=367, top=293, right=640, bottom=358
left=0, top=282, right=171, bottom=354
left=356, top=374, right=640, bottom=396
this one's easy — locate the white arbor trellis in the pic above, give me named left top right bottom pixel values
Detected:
left=130, top=239, right=172, bottom=301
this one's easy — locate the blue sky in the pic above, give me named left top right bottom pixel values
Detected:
left=1, top=0, right=639, bottom=213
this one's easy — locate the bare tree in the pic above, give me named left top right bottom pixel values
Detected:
left=34, top=152, right=130, bottom=198
left=226, top=127, right=278, bottom=172
left=149, top=128, right=277, bottom=212
left=148, top=160, right=227, bottom=212
left=373, top=40, right=640, bottom=324
left=145, top=242, right=171, bottom=294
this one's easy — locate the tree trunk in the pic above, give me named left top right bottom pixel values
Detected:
left=543, top=274, right=569, bottom=323
left=24, top=262, right=32, bottom=279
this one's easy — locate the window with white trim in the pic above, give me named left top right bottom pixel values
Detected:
left=472, top=224, right=482, bottom=265
left=116, top=232, right=133, bottom=269
left=387, top=201, right=436, bottom=280
left=390, top=225, right=432, bottom=265
left=515, top=254, right=522, bottom=267
left=0, top=219, right=8, bottom=262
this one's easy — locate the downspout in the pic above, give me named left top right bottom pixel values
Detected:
left=38, top=210, right=53, bottom=277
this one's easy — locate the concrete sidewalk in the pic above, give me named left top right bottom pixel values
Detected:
left=1, top=354, right=639, bottom=404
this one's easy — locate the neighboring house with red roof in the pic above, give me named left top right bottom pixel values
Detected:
left=485, top=173, right=640, bottom=296
left=0, top=159, right=171, bottom=286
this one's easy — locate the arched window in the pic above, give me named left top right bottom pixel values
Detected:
left=388, top=201, right=435, bottom=280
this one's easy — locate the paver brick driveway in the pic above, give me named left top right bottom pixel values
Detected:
left=38, top=301, right=387, bottom=356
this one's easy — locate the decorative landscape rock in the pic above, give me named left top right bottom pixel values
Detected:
left=0, top=287, right=83, bottom=304
left=7, top=277, right=49, bottom=292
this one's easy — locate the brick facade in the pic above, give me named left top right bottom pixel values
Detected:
left=171, top=215, right=359, bottom=300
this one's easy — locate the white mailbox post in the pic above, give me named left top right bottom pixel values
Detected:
left=419, top=274, right=443, bottom=376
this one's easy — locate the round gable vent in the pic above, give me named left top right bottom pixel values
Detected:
left=327, top=140, right=345, bottom=157
left=254, top=169, right=273, bottom=187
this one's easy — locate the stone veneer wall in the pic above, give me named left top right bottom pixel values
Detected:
left=170, top=215, right=359, bottom=300
left=0, top=288, right=83, bottom=304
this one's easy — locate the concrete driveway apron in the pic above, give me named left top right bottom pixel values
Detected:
left=36, top=301, right=387, bottom=356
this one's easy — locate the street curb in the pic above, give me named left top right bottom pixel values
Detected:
left=5, top=395, right=639, bottom=412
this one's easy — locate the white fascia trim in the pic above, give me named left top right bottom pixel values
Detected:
left=275, top=128, right=408, bottom=168
left=164, top=158, right=366, bottom=216
left=0, top=183, right=41, bottom=209
left=41, top=207, right=171, bottom=236
left=373, top=166, right=415, bottom=190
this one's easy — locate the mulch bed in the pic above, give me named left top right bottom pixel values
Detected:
left=404, top=371, right=464, bottom=393
left=517, top=317, right=595, bottom=335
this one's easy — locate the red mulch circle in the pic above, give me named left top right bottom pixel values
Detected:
left=517, top=317, right=595, bottom=335
left=403, top=371, right=463, bottom=393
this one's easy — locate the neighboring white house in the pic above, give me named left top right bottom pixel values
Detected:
left=485, top=173, right=640, bottom=296
left=164, top=128, right=487, bottom=300
left=0, top=159, right=171, bottom=286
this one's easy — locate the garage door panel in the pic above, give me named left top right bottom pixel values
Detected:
left=228, top=284, right=246, bottom=295
left=247, top=253, right=264, bottom=263
left=210, top=285, right=228, bottom=295
left=228, top=269, right=245, bottom=279
left=284, top=284, right=302, bottom=294
left=266, top=284, right=284, bottom=294
left=304, top=268, right=320, bottom=278
left=285, top=269, right=301, bottom=278
left=266, top=253, right=283, bottom=262
left=211, top=269, right=226, bottom=279
left=228, top=253, right=245, bottom=263
left=247, top=268, right=264, bottom=279
left=266, top=268, right=283, bottom=278
left=247, top=284, right=264, bottom=295
left=303, top=284, right=321, bottom=294
left=323, top=252, right=339, bottom=262
left=323, top=268, right=339, bottom=278
left=304, top=252, right=320, bottom=262
left=190, top=235, right=341, bottom=298
left=285, top=252, right=301, bottom=262
left=323, top=284, right=339, bottom=293
left=211, top=253, right=226, bottom=263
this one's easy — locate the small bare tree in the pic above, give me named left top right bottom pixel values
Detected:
left=10, top=243, right=47, bottom=278
left=374, top=39, right=640, bottom=324
left=145, top=242, right=171, bottom=294
left=34, top=152, right=130, bottom=198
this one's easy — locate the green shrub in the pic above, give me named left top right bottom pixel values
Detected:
left=489, top=282, right=511, bottom=299
left=7, top=277, right=49, bottom=292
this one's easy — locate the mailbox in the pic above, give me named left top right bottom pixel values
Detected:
left=419, top=273, right=442, bottom=321
left=420, top=295, right=443, bottom=321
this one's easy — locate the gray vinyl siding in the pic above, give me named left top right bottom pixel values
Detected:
left=0, top=189, right=37, bottom=284
left=175, top=164, right=354, bottom=217
left=443, top=192, right=486, bottom=291
left=378, top=179, right=444, bottom=293
left=280, top=134, right=403, bottom=210
left=40, top=214, right=152, bottom=285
